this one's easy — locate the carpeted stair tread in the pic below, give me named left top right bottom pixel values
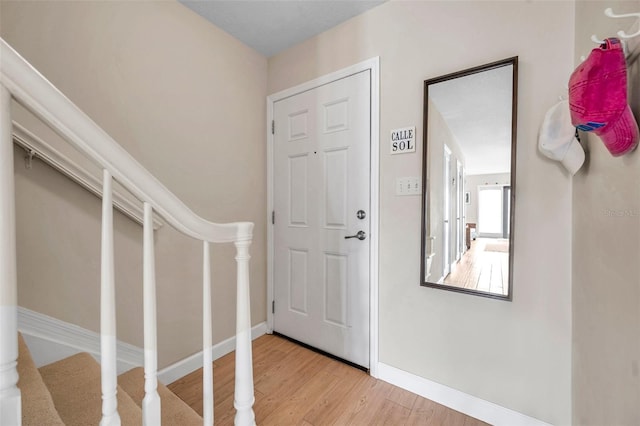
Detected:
left=39, top=352, right=142, bottom=426
left=17, top=333, right=65, bottom=426
left=118, top=367, right=202, bottom=425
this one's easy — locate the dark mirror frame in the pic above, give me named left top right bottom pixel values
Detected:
left=420, top=57, right=518, bottom=301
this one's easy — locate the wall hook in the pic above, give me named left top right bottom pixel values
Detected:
left=604, top=8, right=640, bottom=39
left=587, top=36, right=628, bottom=57
left=24, top=149, right=35, bottom=169
left=589, top=8, right=640, bottom=47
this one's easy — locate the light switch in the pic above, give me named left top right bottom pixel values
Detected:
left=396, top=177, right=421, bottom=196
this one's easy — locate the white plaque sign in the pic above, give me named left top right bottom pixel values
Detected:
left=390, top=126, right=416, bottom=154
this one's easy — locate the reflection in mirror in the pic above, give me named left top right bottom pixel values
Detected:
left=420, top=57, right=518, bottom=300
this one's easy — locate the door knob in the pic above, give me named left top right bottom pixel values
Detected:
left=345, top=231, right=366, bottom=240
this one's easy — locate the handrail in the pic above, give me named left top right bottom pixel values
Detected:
left=12, top=121, right=164, bottom=230
left=0, top=38, right=253, bottom=243
left=0, top=36, right=256, bottom=425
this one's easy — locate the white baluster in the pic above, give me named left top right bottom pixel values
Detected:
left=202, top=241, right=214, bottom=426
left=100, top=170, right=120, bottom=426
left=0, top=85, right=21, bottom=426
left=142, top=202, right=161, bottom=425
left=233, top=238, right=255, bottom=426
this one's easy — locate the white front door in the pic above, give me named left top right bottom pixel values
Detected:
left=273, top=70, right=370, bottom=368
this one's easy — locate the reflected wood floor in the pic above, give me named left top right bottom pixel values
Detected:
left=444, top=238, right=508, bottom=295
left=168, top=334, right=488, bottom=425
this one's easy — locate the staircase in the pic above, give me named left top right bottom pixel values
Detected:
left=18, top=334, right=202, bottom=425
left=1, top=37, right=256, bottom=425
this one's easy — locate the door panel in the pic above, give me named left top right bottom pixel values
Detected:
left=273, top=70, right=370, bottom=367
left=288, top=249, right=308, bottom=314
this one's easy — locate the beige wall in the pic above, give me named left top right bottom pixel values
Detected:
left=572, top=1, right=640, bottom=425
left=269, top=1, right=574, bottom=424
left=1, top=0, right=268, bottom=367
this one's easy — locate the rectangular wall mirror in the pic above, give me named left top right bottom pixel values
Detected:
left=420, top=57, right=518, bottom=300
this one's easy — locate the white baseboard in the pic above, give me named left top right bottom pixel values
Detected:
left=158, top=322, right=268, bottom=385
left=377, top=362, right=552, bottom=426
left=18, top=307, right=143, bottom=374
left=18, top=307, right=269, bottom=383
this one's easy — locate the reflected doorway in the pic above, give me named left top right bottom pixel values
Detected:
left=478, top=185, right=510, bottom=239
left=443, top=181, right=510, bottom=294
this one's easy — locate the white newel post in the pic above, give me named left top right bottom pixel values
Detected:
left=0, top=85, right=21, bottom=425
left=100, top=170, right=120, bottom=426
left=233, top=237, right=255, bottom=426
left=142, top=203, right=161, bottom=425
left=202, top=241, right=214, bottom=426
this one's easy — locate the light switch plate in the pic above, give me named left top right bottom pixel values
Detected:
left=396, top=177, right=421, bottom=196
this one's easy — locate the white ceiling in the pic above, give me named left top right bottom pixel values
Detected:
left=179, top=0, right=386, bottom=57
left=429, top=66, right=514, bottom=176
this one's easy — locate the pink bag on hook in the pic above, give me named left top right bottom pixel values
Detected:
left=568, top=37, right=639, bottom=156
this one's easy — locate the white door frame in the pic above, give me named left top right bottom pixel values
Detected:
left=443, top=144, right=451, bottom=278
left=456, top=160, right=463, bottom=262
left=266, top=57, right=380, bottom=377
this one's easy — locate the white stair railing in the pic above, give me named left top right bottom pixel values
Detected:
left=233, top=239, right=256, bottom=425
left=100, top=170, right=121, bottom=426
left=143, top=202, right=161, bottom=425
left=0, top=37, right=256, bottom=426
left=202, top=241, right=214, bottom=426
left=0, top=83, right=21, bottom=426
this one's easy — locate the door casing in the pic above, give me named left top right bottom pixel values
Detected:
left=266, top=58, right=380, bottom=377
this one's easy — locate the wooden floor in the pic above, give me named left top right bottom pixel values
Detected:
left=168, top=334, right=488, bottom=425
left=444, top=238, right=508, bottom=295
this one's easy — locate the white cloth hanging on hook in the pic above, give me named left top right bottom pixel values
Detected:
left=539, top=100, right=585, bottom=175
